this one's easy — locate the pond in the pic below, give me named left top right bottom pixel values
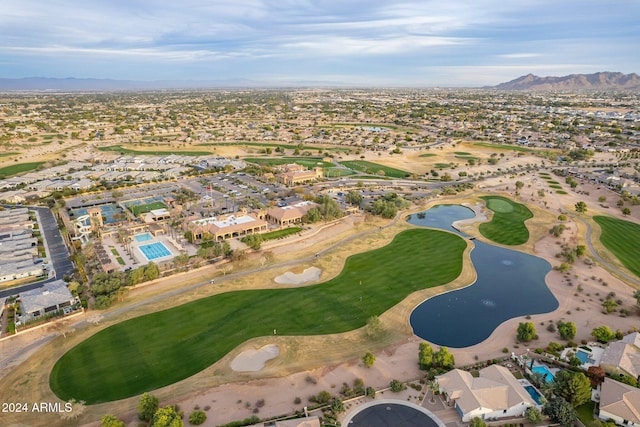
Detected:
left=408, top=205, right=558, bottom=348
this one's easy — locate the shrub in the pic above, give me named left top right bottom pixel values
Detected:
left=189, top=410, right=207, bottom=425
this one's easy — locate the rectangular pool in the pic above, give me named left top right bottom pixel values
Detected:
left=525, top=385, right=544, bottom=405
left=139, top=242, right=172, bottom=261
left=134, top=233, right=153, bottom=242
left=532, top=365, right=555, bottom=382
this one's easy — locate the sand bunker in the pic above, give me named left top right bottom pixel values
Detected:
left=452, top=202, right=488, bottom=232
left=230, top=344, right=280, bottom=372
left=274, top=267, right=322, bottom=285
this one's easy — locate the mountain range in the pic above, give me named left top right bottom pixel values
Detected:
left=0, top=72, right=638, bottom=91
left=492, top=72, right=640, bottom=91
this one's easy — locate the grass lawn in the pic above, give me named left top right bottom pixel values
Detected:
left=324, top=167, right=356, bottom=177
left=549, top=185, right=562, bottom=189
left=576, top=401, right=597, bottom=427
left=339, top=160, right=410, bottom=178
left=0, top=152, right=20, bottom=157
left=129, top=201, right=167, bottom=216
left=594, top=216, right=640, bottom=277
left=472, top=142, right=532, bottom=152
left=50, top=229, right=466, bottom=403
left=98, top=145, right=212, bottom=156
left=0, top=161, right=45, bottom=177
left=418, top=153, right=437, bottom=157
left=434, top=163, right=451, bottom=169
left=479, top=196, right=533, bottom=245
left=356, top=175, right=393, bottom=180
left=244, top=157, right=334, bottom=169
left=261, top=227, right=303, bottom=240
left=453, top=151, right=472, bottom=155
left=556, top=190, right=568, bottom=195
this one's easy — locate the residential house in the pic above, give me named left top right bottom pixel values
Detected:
left=598, top=378, right=640, bottom=427
left=600, top=332, right=640, bottom=380
left=436, top=365, right=539, bottom=422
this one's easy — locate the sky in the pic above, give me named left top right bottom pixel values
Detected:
left=1, top=0, right=639, bottom=86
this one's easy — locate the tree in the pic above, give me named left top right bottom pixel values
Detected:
left=366, top=315, right=381, bottom=337
left=517, top=322, right=537, bottom=342
left=544, top=397, right=577, bottom=425
left=418, top=342, right=433, bottom=370
left=138, top=392, right=159, bottom=422
left=304, top=207, right=321, bottom=223
left=345, top=190, right=363, bottom=206
left=622, top=207, right=631, bottom=216
left=330, top=398, right=345, bottom=414
left=557, top=321, right=576, bottom=340
left=586, top=366, right=606, bottom=387
left=151, top=405, right=184, bottom=427
left=189, top=410, right=206, bottom=425
left=553, top=371, right=592, bottom=408
left=575, top=201, right=587, bottom=214
left=515, top=181, right=524, bottom=190
left=316, top=390, right=331, bottom=404
left=365, top=386, right=376, bottom=399
left=390, top=379, right=406, bottom=392
left=433, top=346, right=455, bottom=369
left=525, top=406, right=544, bottom=424
left=634, top=289, right=640, bottom=306
left=362, top=351, right=376, bottom=368
left=470, top=417, right=487, bottom=427
left=101, top=414, right=125, bottom=427
left=591, top=325, right=615, bottom=343
left=144, top=262, right=160, bottom=281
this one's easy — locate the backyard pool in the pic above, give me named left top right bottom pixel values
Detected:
left=139, top=242, right=172, bottom=261
left=532, top=365, right=556, bottom=382
left=525, top=385, right=544, bottom=405
left=408, top=205, right=558, bottom=348
left=575, top=349, right=594, bottom=364
left=134, top=233, right=154, bottom=242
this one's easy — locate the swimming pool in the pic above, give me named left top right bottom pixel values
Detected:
left=134, top=233, right=153, bottom=242
left=525, top=385, right=544, bottom=405
left=575, top=349, right=593, bottom=364
left=532, top=365, right=555, bottom=382
left=139, top=242, right=172, bottom=261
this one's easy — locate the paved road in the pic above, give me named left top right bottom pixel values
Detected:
left=0, top=207, right=74, bottom=299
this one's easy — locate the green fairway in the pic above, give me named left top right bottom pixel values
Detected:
left=324, top=167, right=356, bottom=177
left=479, top=196, right=533, bottom=245
left=556, top=190, right=568, bottom=195
left=244, top=157, right=334, bottom=169
left=594, top=216, right=640, bottom=277
left=0, top=151, right=20, bottom=158
left=98, top=145, right=212, bottom=156
left=473, top=142, right=532, bottom=152
left=435, top=163, right=450, bottom=169
left=338, top=160, right=410, bottom=178
left=0, top=161, right=44, bottom=177
left=50, top=229, right=465, bottom=403
left=549, top=185, right=562, bottom=189
left=196, top=142, right=351, bottom=153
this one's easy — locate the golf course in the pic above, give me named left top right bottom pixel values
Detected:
left=479, top=195, right=533, bottom=245
left=50, top=228, right=466, bottom=404
left=594, top=215, right=640, bottom=278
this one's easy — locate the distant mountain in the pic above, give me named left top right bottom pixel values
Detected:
left=0, top=77, right=345, bottom=91
left=492, top=72, right=640, bottom=91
